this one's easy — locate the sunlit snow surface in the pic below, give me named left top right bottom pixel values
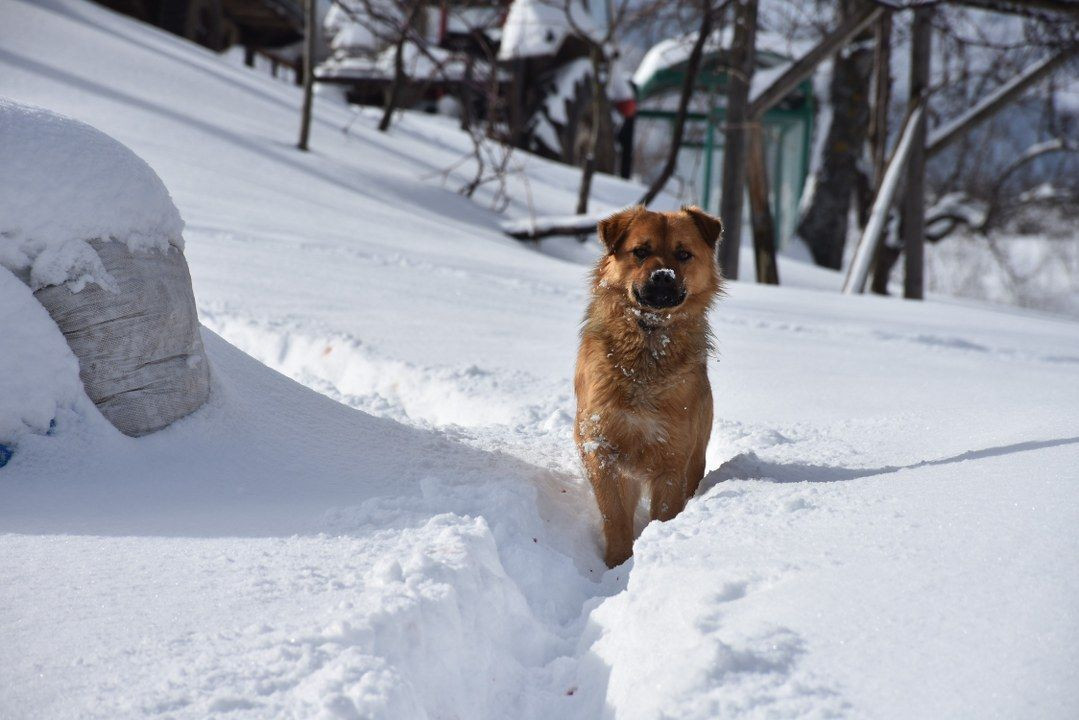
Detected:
left=1, top=1, right=1078, bottom=719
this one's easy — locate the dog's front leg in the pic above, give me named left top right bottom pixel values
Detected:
left=584, top=455, right=639, bottom=567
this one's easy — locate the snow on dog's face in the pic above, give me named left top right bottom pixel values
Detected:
left=595, top=205, right=722, bottom=319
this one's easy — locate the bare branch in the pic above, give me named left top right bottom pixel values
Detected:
left=748, top=2, right=883, bottom=120
left=926, top=48, right=1077, bottom=157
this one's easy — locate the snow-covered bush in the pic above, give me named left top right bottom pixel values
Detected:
left=0, top=100, right=210, bottom=437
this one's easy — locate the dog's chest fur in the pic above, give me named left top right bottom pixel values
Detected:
left=576, top=310, right=710, bottom=465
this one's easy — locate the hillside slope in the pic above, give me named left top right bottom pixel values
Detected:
left=2, top=1, right=1079, bottom=718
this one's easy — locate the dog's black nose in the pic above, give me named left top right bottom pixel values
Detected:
left=650, top=268, right=676, bottom=287
left=638, top=268, right=686, bottom=309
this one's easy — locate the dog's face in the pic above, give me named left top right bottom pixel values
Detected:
left=595, top=205, right=722, bottom=315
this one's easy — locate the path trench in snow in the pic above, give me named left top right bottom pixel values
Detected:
left=200, top=307, right=1079, bottom=720
left=201, top=311, right=633, bottom=717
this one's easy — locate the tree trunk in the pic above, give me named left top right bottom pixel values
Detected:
left=637, top=0, right=714, bottom=207
left=296, top=0, right=316, bottom=151
left=379, top=2, right=422, bottom=133
left=379, top=38, right=409, bottom=132
left=902, top=6, right=932, bottom=300
left=717, top=0, right=757, bottom=279
left=459, top=54, right=475, bottom=132
left=793, top=0, right=874, bottom=270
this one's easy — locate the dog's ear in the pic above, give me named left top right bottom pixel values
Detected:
left=597, top=206, right=642, bottom=254
left=682, top=205, right=723, bottom=249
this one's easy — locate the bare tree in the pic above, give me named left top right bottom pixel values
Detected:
left=637, top=0, right=722, bottom=208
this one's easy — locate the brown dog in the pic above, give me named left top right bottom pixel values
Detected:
left=575, top=205, right=723, bottom=567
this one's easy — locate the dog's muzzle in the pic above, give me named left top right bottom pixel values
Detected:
left=635, top=268, right=686, bottom=309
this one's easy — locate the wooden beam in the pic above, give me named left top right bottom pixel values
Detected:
left=902, top=6, right=932, bottom=300
left=926, top=49, right=1076, bottom=158
left=747, top=2, right=882, bottom=120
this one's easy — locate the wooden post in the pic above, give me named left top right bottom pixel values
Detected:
left=244, top=45, right=255, bottom=68
left=901, top=7, right=931, bottom=300
left=868, top=11, right=893, bottom=294
left=717, top=0, right=757, bottom=279
left=297, top=0, right=316, bottom=151
left=868, top=12, right=892, bottom=188
left=745, top=124, right=779, bottom=284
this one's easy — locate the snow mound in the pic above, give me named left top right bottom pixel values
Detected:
left=0, top=100, right=184, bottom=290
left=0, top=266, right=87, bottom=445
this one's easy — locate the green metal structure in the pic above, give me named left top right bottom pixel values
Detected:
left=634, top=46, right=814, bottom=247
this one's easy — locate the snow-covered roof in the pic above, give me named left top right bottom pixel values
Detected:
left=329, top=17, right=380, bottom=54
left=498, top=0, right=600, bottom=61
left=633, top=28, right=812, bottom=89
left=0, top=101, right=183, bottom=291
left=319, top=42, right=505, bottom=83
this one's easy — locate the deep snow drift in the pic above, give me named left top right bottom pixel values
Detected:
left=2, top=1, right=1078, bottom=718
left=0, top=99, right=183, bottom=290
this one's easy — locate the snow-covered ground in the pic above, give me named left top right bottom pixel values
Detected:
left=2, top=1, right=1079, bottom=718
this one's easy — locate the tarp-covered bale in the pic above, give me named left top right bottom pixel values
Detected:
left=0, top=100, right=209, bottom=437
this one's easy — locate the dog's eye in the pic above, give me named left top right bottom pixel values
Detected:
left=632, top=247, right=650, bottom=260
left=675, top=249, right=692, bottom=262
